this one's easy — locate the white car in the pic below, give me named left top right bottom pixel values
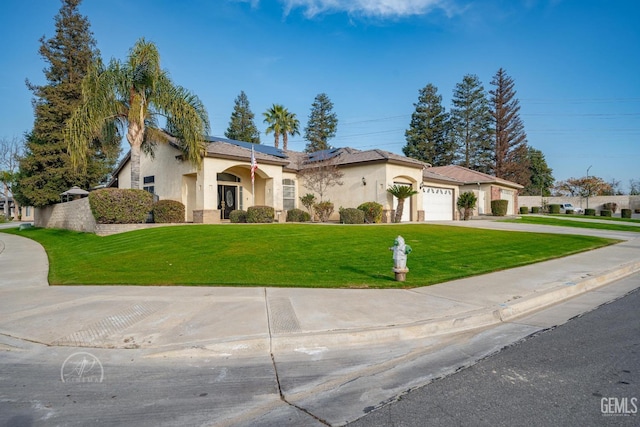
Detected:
left=559, top=203, right=584, bottom=214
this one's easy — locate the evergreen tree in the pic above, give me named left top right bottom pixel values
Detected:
left=225, top=91, right=260, bottom=144
left=450, top=74, right=494, bottom=174
left=489, top=68, right=529, bottom=184
left=18, top=0, right=119, bottom=207
left=304, top=93, right=338, bottom=153
left=403, top=84, right=453, bottom=166
left=522, top=146, right=554, bottom=196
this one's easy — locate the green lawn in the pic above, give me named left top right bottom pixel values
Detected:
left=2, top=224, right=618, bottom=288
left=507, top=215, right=640, bottom=233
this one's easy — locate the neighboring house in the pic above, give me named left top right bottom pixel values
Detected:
left=427, top=165, right=523, bottom=216
left=0, top=198, right=35, bottom=222
left=109, top=136, right=521, bottom=222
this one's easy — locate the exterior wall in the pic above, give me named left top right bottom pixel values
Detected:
left=519, top=195, right=635, bottom=212
left=458, top=183, right=520, bottom=216
left=35, top=198, right=96, bottom=233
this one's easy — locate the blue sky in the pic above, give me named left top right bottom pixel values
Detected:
left=1, top=0, right=639, bottom=191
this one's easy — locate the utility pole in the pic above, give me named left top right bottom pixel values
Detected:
left=586, top=165, right=592, bottom=209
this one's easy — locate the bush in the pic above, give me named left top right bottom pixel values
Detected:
left=357, top=201, right=383, bottom=224
left=621, top=209, right=632, bottom=219
left=491, top=199, right=509, bottom=216
left=246, top=206, right=274, bottom=223
left=286, top=208, right=310, bottom=222
left=566, top=210, right=574, bottom=215
left=457, top=191, right=478, bottom=220
left=89, top=188, right=153, bottom=224
left=152, top=200, right=185, bottom=223
left=519, top=206, right=529, bottom=214
left=584, top=208, right=596, bottom=216
left=531, top=206, right=540, bottom=214
left=600, top=210, right=612, bottom=217
left=603, top=202, right=618, bottom=213
left=314, top=201, right=334, bottom=222
left=635, top=209, right=640, bottom=214
left=548, top=204, right=561, bottom=214
left=339, top=207, right=364, bottom=224
left=229, top=210, right=247, bottom=223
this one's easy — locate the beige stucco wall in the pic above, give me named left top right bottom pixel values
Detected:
left=519, top=195, right=634, bottom=212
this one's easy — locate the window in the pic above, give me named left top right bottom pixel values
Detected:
left=143, top=176, right=155, bottom=194
left=217, top=173, right=241, bottom=182
left=283, top=179, right=296, bottom=210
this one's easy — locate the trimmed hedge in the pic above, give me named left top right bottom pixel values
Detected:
left=89, top=188, right=153, bottom=224
left=230, top=210, right=247, bottom=223
left=584, top=208, right=596, bottom=216
left=566, top=210, right=574, bottom=215
left=339, top=208, right=365, bottom=224
left=357, top=201, right=383, bottom=224
left=491, top=199, right=509, bottom=216
left=519, top=206, right=529, bottom=214
left=531, top=206, right=540, bottom=214
left=548, top=204, right=561, bottom=214
left=286, top=208, right=310, bottom=222
left=152, top=200, right=185, bottom=223
left=600, top=210, right=612, bottom=217
left=621, top=209, right=632, bottom=219
left=247, top=206, right=274, bottom=223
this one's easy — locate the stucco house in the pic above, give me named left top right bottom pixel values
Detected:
left=109, top=136, right=521, bottom=222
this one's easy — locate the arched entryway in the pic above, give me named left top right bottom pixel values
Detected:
left=217, top=172, right=242, bottom=220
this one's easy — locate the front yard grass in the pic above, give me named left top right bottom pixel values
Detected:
left=507, top=216, right=640, bottom=232
left=3, top=224, right=618, bottom=288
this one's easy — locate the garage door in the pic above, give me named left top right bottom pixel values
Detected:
left=422, top=187, right=454, bottom=221
left=500, top=189, right=514, bottom=215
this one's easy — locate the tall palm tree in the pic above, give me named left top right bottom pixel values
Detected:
left=66, top=38, right=210, bottom=190
left=263, top=104, right=300, bottom=151
left=387, top=184, right=418, bottom=223
left=263, top=104, right=284, bottom=149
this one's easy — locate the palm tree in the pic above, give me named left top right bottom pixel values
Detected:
left=263, top=104, right=300, bottom=151
left=66, top=38, right=210, bottom=190
left=387, top=184, right=418, bottom=223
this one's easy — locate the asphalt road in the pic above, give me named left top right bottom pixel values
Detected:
left=348, top=278, right=640, bottom=427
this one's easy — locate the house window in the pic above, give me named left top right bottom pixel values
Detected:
left=143, top=175, right=155, bottom=194
left=283, top=179, right=296, bottom=210
left=25, top=206, right=31, bottom=216
left=217, top=173, right=241, bottom=182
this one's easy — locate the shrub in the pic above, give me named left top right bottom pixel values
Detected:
left=621, top=209, right=632, bottom=219
left=299, top=193, right=316, bottom=218
left=246, top=206, right=274, bottom=223
left=531, top=206, right=540, bottom=214
left=89, top=188, right=153, bottom=224
left=491, top=199, right=509, bottom=216
left=286, top=208, right=310, bottom=222
left=357, top=201, right=383, bottom=224
left=339, top=207, right=364, bottom=224
left=152, top=200, right=185, bottom=223
left=229, top=210, right=247, bottom=223
left=314, top=201, right=334, bottom=222
left=566, top=210, right=574, bottom=215
left=584, top=208, right=596, bottom=216
left=635, top=209, right=640, bottom=214
left=600, top=210, right=612, bottom=217
left=603, top=202, right=618, bottom=213
left=519, top=206, right=529, bottom=214
left=548, top=204, right=561, bottom=214
left=457, top=191, right=478, bottom=220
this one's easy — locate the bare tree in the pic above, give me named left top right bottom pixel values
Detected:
left=0, top=137, right=23, bottom=219
left=298, top=154, right=344, bottom=202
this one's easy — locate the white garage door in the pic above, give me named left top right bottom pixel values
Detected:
left=500, top=189, right=514, bottom=215
left=422, top=187, right=453, bottom=221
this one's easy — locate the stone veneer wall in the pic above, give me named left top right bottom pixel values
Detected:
left=35, top=198, right=96, bottom=233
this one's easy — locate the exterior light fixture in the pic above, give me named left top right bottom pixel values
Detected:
left=362, top=177, right=367, bottom=186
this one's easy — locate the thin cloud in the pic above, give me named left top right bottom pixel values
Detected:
left=280, top=0, right=462, bottom=19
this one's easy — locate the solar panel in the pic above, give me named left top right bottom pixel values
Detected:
left=306, top=147, right=341, bottom=163
left=205, top=136, right=289, bottom=159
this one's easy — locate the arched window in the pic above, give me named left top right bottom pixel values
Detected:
left=217, top=173, right=241, bottom=182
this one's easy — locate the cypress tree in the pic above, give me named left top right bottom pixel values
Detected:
left=17, top=0, right=119, bottom=207
left=403, top=84, right=453, bottom=166
left=304, top=93, right=338, bottom=153
left=489, top=68, right=529, bottom=184
left=225, top=91, right=260, bottom=144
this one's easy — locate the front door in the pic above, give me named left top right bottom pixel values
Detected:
left=218, top=185, right=237, bottom=219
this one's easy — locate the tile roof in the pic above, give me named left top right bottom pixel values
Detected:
left=291, top=147, right=428, bottom=170
left=427, top=165, right=523, bottom=188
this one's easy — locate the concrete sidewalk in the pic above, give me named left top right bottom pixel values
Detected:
left=1, top=221, right=639, bottom=358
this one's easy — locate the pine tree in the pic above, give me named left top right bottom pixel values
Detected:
left=304, top=93, right=338, bottom=153
left=522, top=146, right=554, bottom=196
left=225, top=91, right=260, bottom=144
left=489, top=68, right=529, bottom=184
left=450, top=74, right=494, bottom=174
left=17, top=0, right=119, bottom=207
left=403, top=84, right=453, bottom=166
